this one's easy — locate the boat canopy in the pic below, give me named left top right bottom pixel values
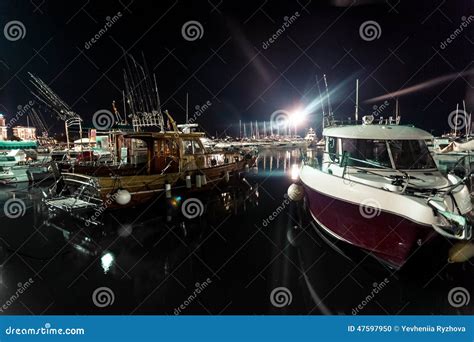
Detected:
left=0, top=140, right=37, bottom=150
left=323, top=125, right=432, bottom=140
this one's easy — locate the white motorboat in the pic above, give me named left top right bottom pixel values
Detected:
left=300, top=117, right=473, bottom=269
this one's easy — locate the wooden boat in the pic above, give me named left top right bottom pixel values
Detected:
left=45, top=130, right=257, bottom=212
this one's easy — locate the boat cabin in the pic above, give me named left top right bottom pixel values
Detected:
left=322, top=124, right=436, bottom=176
left=117, top=131, right=234, bottom=175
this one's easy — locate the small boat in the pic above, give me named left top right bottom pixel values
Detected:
left=300, top=117, right=472, bottom=269
left=304, top=128, right=318, bottom=147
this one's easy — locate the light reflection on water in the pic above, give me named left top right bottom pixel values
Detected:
left=0, top=147, right=471, bottom=315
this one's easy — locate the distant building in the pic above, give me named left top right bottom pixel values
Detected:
left=13, top=126, right=36, bottom=140
left=0, top=114, right=7, bottom=141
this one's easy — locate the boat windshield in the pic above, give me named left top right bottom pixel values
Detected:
left=389, top=140, right=436, bottom=169
left=341, top=139, right=391, bottom=168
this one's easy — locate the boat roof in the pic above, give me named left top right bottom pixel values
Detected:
left=323, top=125, right=433, bottom=140
left=0, top=140, right=37, bottom=150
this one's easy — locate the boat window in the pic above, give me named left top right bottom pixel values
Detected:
left=182, top=140, right=194, bottom=154
left=389, top=140, right=436, bottom=169
left=193, top=141, right=203, bottom=154
left=341, top=139, right=391, bottom=168
left=327, top=137, right=338, bottom=161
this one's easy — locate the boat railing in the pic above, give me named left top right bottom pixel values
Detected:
left=317, top=151, right=412, bottom=193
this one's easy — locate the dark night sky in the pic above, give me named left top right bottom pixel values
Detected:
left=0, top=0, right=472, bottom=137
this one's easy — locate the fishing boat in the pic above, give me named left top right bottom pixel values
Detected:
left=45, top=128, right=256, bottom=213
left=300, top=115, right=472, bottom=269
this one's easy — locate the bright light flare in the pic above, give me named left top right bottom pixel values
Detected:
left=291, top=163, right=300, bottom=181
left=101, top=252, right=114, bottom=274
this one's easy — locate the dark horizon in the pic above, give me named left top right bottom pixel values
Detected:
left=0, top=0, right=472, bottom=137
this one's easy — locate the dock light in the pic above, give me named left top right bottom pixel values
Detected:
left=101, top=252, right=114, bottom=273
left=289, top=109, right=306, bottom=125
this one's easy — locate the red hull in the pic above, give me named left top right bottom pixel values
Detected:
left=304, top=186, right=436, bottom=268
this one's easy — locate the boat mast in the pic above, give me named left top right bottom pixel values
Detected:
left=395, top=98, right=399, bottom=124
left=463, top=100, right=469, bottom=137
left=186, top=93, right=189, bottom=124
left=239, top=120, right=242, bottom=140
left=354, top=79, right=359, bottom=123
left=454, top=103, right=459, bottom=136
left=323, top=74, right=333, bottom=125
left=316, top=74, right=326, bottom=131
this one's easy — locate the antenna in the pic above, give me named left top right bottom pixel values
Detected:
left=186, top=93, right=189, bottom=124
left=354, top=79, right=359, bottom=123
left=316, top=75, right=326, bottom=130
left=463, top=100, right=469, bottom=137
left=239, top=120, right=242, bottom=140
left=323, top=74, right=333, bottom=124
left=454, top=103, right=459, bottom=135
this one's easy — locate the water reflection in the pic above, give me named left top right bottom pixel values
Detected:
left=0, top=147, right=471, bottom=315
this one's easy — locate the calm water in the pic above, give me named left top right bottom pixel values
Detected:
left=0, top=148, right=472, bottom=315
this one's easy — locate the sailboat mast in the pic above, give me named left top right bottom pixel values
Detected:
left=186, top=93, right=189, bottom=124
left=355, top=79, right=359, bottom=123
